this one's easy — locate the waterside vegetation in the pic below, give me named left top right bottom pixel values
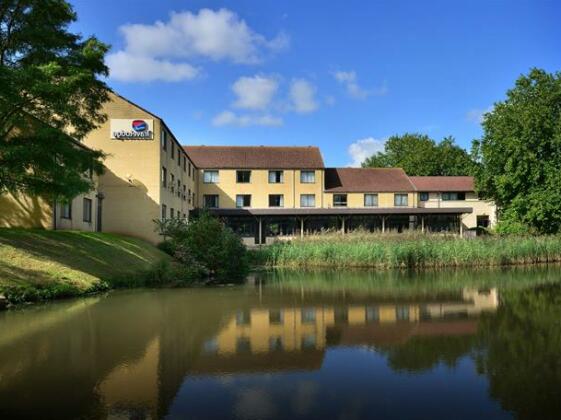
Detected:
left=253, top=231, right=561, bottom=269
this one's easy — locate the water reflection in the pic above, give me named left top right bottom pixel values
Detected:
left=0, top=266, right=560, bottom=419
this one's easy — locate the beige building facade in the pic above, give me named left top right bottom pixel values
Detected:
left=0, top=92, right=496, bottom=244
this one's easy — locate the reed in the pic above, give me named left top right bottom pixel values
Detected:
left=253, top=232, right=561, bottom=269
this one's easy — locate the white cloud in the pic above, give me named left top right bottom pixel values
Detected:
left=347, top=137, right=386, bottom=167
left=289, top=79, right=318, bottom=113
left=333, top=70, right=387, bottom=99
left=106, top=51, right=199, bottom=82
left=466, top=106, right=492, bottom=123
left=232, top=75, right=279, bottom=110
left=212, top=110, right=283, bottom=127
left=107, top=8, right=288, bottom=82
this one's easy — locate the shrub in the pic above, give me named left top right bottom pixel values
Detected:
left=156, top=212, right=249, bottom=282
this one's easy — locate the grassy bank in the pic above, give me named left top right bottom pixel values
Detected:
left=252, top=232, right=561, bottom=269
left=0, top=229, right=174, bottom=305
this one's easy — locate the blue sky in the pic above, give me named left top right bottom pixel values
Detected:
left=70, top=0, right=560, bottom=167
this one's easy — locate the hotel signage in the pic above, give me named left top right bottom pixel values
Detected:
left=111, top=119, right=154, bottom=140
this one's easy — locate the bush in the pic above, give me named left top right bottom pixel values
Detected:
left=156, top=212, right=249, bottom=282
left=494, top=209, right=535, bottom=235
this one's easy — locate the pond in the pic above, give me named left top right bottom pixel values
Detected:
left=1, top=266, right=561, bottom=419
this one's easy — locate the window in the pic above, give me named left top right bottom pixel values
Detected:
left=365, top=306, right=379, bottom=323
left=170, top=174, right=175, bottom=193
left=300, top=194, right=315, bottom=207
left=188, top=162, right=191, bottom=177
left=161, top=167, right=167, bottom=187
left=396, top=306, right=410, bottom=321
left=300, top=170, right=315, bottom=183
left=83, top=198, right=92, bottom=223
left=203, top=194, right=219, bottom=208
left=269, top=336, right=283, bottom=352
left=394, top=193, right=408, bottom=207
left=171, top=142, right=175, bottom=159
left=333, top=194, right=347, bottom=207
left=170, top=208, right=175, bottom=218
left=364, top=193, right=378, bottom=207
left=203, top=170, right=219, bottom=184
left=442, top=192, right=466, bottom=201
left=236, top=310, right=251, bottom=326
left=236, top=170, right=251, bottom=183
left=182, top=185, right=186, bottom=200
left=161, top=204, right=167, bottom=219
left=61, top=201, right=72, bottom=219
left=177, top=179, right=181, bottom=197
left=269, top=309, right=283, bottom=325
left=420, top=192, right=429, bottom=201
left=269, top=194, right=284, bottom=207
left=183, top=156, right=186, bottom=172
left=188, top=188, right=191, bottom=203
left=268, top=170, right=284, bottom=184
left=161, top=130, right=167, bottom=150
left=477, top=215, right=490, bottom=228
left=236, top=194, right=251, bottom=208
left=301, top=308, right=316, bottom=324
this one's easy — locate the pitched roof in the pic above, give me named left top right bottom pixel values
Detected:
left=324, top=168, right=416, bottom=192
left=409, top=176, right=475, bottom=192
left=182, top=146, right=325, bottom=169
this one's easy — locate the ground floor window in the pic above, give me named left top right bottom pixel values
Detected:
left=394, top=193, right=408, bottom=207
left=61, top=202, right=72, bottom=219
left=300, top=194, right=315, bottom=207
left=204, top=194, right=219, bottom=208
left=161, top=204, right=167, bottom=219
left=269, top=194, right=284, bottom=207
left=364, top=193, right=378, bottom=207
left=236, top=194, right=251, bottom=208
left=226, top=217, right=256, bottom=237
left=333, top=194, right=347, bottom=207
left=83, top=198, right=92, bottom=223
left=477, top=215, right=490, bottom=228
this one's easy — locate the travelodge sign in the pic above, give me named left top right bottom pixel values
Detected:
left=111, top=119, right=154, bottom=140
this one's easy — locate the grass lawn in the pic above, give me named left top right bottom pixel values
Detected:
left=0, top=229, right=171, bottom=304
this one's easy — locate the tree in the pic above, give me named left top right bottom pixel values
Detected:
left=473, top=68, right=561, bottom=234
left=0, top=0, right=109, bottom=199
left=362, top=133, right=476, bottom=176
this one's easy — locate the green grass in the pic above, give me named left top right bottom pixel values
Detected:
left=0, top=228, right=173, bottom=304
left=252, top=231, right=561, bottom=269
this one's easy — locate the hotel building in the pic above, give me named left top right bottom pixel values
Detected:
left=0, top=93, right=496, bottom=244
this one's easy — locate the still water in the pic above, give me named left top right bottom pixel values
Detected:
left=1, top=267, right=561, bottom=419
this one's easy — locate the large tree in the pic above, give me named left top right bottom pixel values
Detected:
left=473, top=68, right=561, bottom=234
left=0, top=0, right=109, bottom=199
left=362, top=133, right=476, bottom=176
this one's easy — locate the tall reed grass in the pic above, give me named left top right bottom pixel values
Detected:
left=252, top=232, right=561, bottom=269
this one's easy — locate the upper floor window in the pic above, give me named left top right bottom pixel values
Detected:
left=161, top=130, right=167, bottom=150
left=188, top=162, right=192, bottom=177
left=300, top=194, right=315, bottom=207
left=236, top=170, right=251, bottom=183
left=236, top=194, right=251, bottom=208
left=420, top=192, right=429, bottom=202
left=61, top=201, right=72, bottom=219
left=364, top=193, right=378, bottom=207
left=442, top=192, right=466, bottom=201
left=182, top=184, right=186, bottom=200
left=269, top=194, right=284, bottom=207
left=300, top=171, right=315, bottom=184
left=171, top=142, right=175, bottom=159
left=170, top=174, right=175, bottom=193
left=177, top=151, right=181, bottom=166
left=394, top=193, right=408, bottom=207
left=333, top=194, right=347, bottom=207
left=177, top=180, right=181, bottom=197
left=83, top=198, right=92, bottom=223
left=161, top=167, right=167, bottom=187
left=268, top=170, right=284, bottom=184
left=203, top=170, right=219, bottom=184
left=203, top=194, right=219, bottom=208
left=183, top=156, right=187, bottom=172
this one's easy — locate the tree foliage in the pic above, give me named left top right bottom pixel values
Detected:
left=473, top=68, right=561, bottom=234
left=0, top=0, right=109, bottom=199
left=362, top=133, right=476, bottom=176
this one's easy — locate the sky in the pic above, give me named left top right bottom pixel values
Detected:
left=70, top=0, right=560, bottom=167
